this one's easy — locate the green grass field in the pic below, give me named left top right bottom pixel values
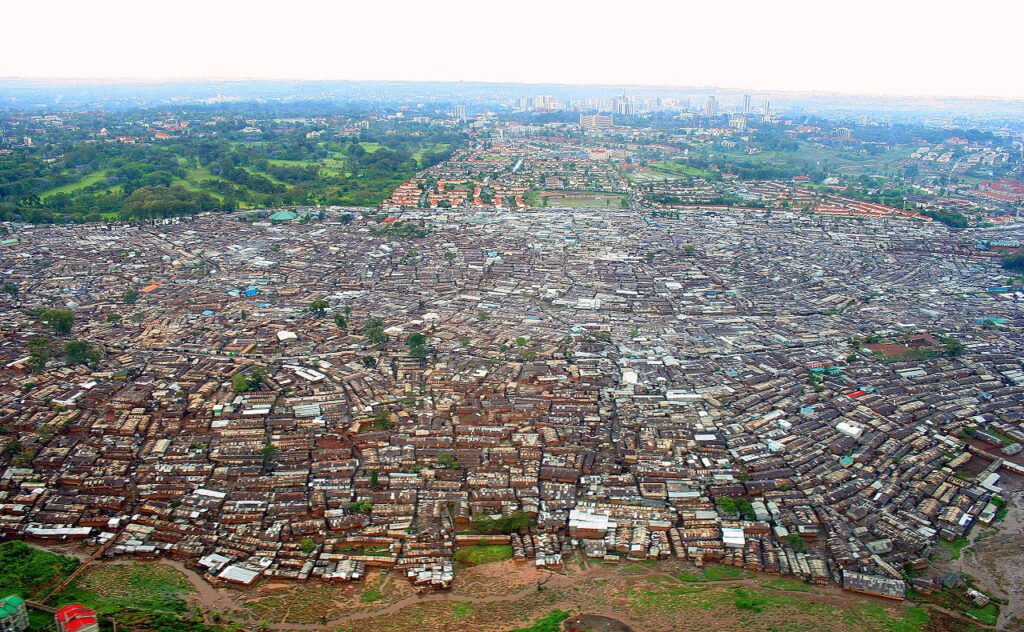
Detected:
left=267, top=158, right=318, bottom=167
left=171, top=176, right=225, bottom=201
left=649, top=161, right=713, bottom=178
left=696, top=143, right=918, bottom=177
left=52, top=563, right=194, bottom=616
left=936, top=537, right=971, bottom=560
left=40, top=170, right=110, bottom=199
left=454, top=544, right=513, bottom=568
left=413, top=143, right=450, bottom=166
left=625, top=167, right=681, bottom=183
left=525, top=190, right=626, bottom=209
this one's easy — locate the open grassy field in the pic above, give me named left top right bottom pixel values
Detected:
left=624, top=167, right=682, bottom=183
left=40, top=170, right=111, bottom=199
left=649, top=161, right=713, bottom=178
left=413, top=143, right=451, bottom=166
left=4, top=549, right=978, bottom=632
left=267, top=158, right=318, bottom=167
left=696, top=143, right=918, bottom=177
left=53, top=562, right=194, bottom=616
left=453, top=544, right=513, bottom=568
left=172, top=176, right=225, bottom=201
left=336, top=558, right=937, bottom=632
left=525, top=190, right=626, bottom=209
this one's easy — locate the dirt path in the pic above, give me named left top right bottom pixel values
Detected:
left=956, top=479, right=1024, bottom=629
left=919, top=469, right=1024, bottom=630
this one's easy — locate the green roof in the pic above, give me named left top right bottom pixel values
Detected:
left=0, top=594, right=25, bottom=615
left=269, top=210, right=298, bottom=222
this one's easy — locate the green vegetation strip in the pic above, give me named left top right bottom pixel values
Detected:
left=508, top=609, right=571, bottom=632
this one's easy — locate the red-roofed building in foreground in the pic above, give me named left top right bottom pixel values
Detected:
left=55, top=604, right=98, bottom=632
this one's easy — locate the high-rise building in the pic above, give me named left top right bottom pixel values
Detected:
left=762, top=100, right=771, bottom=116
left=0, top=596, right=29, bottom=632
left=453, top=105, right=466, bottom=120
left=742, top=94, right=751, bottom=114
left=705, top=95, right=719, bottom=117
left=613, top=95, right=635, bottom=116
left=580, top=113, right=614, bottom=130
left=55, top=604, right=98, bottom=632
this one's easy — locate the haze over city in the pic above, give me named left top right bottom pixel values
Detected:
left=4, top=0, right=1024, bottom=99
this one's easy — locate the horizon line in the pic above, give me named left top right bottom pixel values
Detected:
left=2, top=76, right=1024, bottom=105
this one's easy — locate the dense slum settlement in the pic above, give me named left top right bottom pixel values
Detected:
left=0, top=198, right=1021, bottom=599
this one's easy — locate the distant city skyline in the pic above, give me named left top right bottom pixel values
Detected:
left=4, top=0, right=1023, bottom=100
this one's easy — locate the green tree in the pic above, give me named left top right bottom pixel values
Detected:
left=1002, top=253, right=1024, bottom=273
left=436, top=453, right=460, bottom=469
left=40, top=308, right=74, bottom=334
left=0, top=283, right=17, bottom=299
left=407, top=332, right=430, bottom=359
left=784, top=533, right=805, bottom=553
left=348, top=500, right=373, bottom=514
left=2, top=439, right=21, bottom=458
left=231, top=373, right=251, bottom=393
left=470, top=510, right=533, bottom=535
left=372, top=410, right=392, bottom=430
left=363, top=316, right=389, bottom=344
left=940, top=335, right=965, bottom=357
left=300, top=538, right=315, bottom=554
left=250, top=366, right=269, bottom=386
left=261, top=444, right=278, bottom=471
left=123, top=289, right=140, bottom=305
left=26, top=337, right=53, bottom=372
left=309, top=299, right=329, bottom=315
left=63, top=340, right=100, bottom=366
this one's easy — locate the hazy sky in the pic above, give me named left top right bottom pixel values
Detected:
left=5, top=0, right=1022, bottom=99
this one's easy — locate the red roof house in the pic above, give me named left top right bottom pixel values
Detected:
left=55, top=604, right=98, bottom=632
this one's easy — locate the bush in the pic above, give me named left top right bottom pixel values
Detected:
left=121, top=185, right=219, bottom=219
left=509, top=610, right=571, bottom=632
left=470, top=510, right=533, bottom=535
left=1002, top=253, right=1024, bottom=273
left=0, top=540, right=79, bottom=598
